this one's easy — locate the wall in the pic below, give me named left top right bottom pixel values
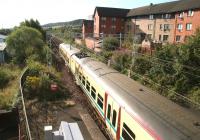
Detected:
left=94, top=11, right=100, bottom=37
left=175, top=9, right=200, bottom=43
left=126, top=16, right=175, bottom=43
left=154, top=18, right=175, bottom=43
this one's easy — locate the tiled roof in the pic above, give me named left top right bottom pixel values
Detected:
left=127, top=0, right=200, bottom=17
left=94, top=7, right=130, bottom=17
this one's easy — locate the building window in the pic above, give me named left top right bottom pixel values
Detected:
left=107, top=104, right=111, bottom=120
left=159, top=35, right=162, bottom=41
left=165, top=14, right=171, bottom=19
left=111, top=25, right=116, bottom=32
left=188, top=10, right=194, bottom=17
left=177, top=24, right=183, bottom=31
left=148, top=24, right=153, bottom=30
left=176, top=35, right=181, bottom=42
left=163, top=35, right=169, bottom=41
left=186, top=23, right=192, bottom=31
left=112, top=110, right=117, bottom=127
left=164, top=24, right=170, bottom=31
left=122, top=123, right=136, bottom=140
left=178, top=12, right=184, bottom=18
left=112, top=17, right=116, bottom=23
left=149, top=14, right=154, bottom=20
left=147, top=34, right=152, bottom=39
left=136, top=25, right=140, bottom=30
left=101, top=25, right=106, bottom=29
left=101, top=17, right=106, bottom=21
left=97, top=94, right=103, bottom=109
left=86, top=81, right=90, bottom=92
left=91, top=86, right=96, bottom=100
left=160, top=24, right=163, bottom=30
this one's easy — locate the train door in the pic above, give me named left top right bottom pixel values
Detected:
left=106, top=94, right=120, bottom=139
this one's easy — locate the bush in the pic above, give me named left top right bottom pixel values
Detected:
left=0, top=69, right=11, bottom=90
left=103, top=37, right=120, bottom=51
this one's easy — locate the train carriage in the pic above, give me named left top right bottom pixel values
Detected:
left=59, top=43, right=200, bottom=140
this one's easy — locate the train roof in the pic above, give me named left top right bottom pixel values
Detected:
left=59, top=43, right=80, bottom=56
left=76, top=57, right=200, bottom=140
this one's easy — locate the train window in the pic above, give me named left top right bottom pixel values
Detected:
left=82, top=76, right=85, bottom=86
left=78, top=73, right=82, bottom=81
left=97, top=94, right=103, bottom=109
left=107, top=104, right=111, bottom=120
left=122, top=123, right=135, bottom=140
left=91, top=86, right=96, bottom=100
left=112, top=110, right=117, bottom=127
left=86, top=81, right=90, bottom=92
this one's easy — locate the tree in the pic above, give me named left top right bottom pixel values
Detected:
left=6, top=26, right=45, bottom=64
left=20, top=19, right=46, bottom=40
left=111, top=51, right=132, bottom=73
left=103, top=37, right=120, bottom=51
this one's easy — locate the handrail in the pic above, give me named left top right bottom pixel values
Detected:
left=19, top=67, right=32, bottom=140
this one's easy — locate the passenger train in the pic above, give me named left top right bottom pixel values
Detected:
left=59, top=43, right=200, bottom=140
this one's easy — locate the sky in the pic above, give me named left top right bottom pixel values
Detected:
left=0, top=0, right=175, bottom=28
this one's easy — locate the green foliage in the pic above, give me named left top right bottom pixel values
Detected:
left=20, top=19, right=46, bottom=40
left=103, top=37, right=120, bottom=51
left=122, top=33, right=133, bottom=49
left=130, top=29, right=200, bottom=105
left=6, top=26, right=45, bottom=64
left=0, top=65, right=21, bottom=110
left=23, top=61, right=66, bottom=101
left=0, top=69, right=11, bottom=89
left=133, top=56, right=152, bottom=75
left=111, top=51, right=131, bottom=73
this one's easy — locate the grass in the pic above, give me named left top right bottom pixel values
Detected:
left=0, top=64, right=21, bottom=110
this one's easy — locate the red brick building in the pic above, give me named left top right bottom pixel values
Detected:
left=174, top=3, right=200, bottom=43
left=82, top=20, right=94, bottom=39
left=93, top=7, right=129, bottom=37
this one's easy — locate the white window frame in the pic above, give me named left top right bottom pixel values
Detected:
left=188, top=10, right=194, bottom=17
left=149, top=14, right=154, bottom=20
left=178, top=12, right=184, bottom=18
left=148, top=24, right=153, bottom=30
left=177, top=24, right=183, bottom=31
left=186, top=23, right=192, bottom=31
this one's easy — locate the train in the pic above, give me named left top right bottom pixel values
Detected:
left=59, top=43, right=200, bottom=140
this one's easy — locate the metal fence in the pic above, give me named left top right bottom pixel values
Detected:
left=19, top=68, right=32, bottom=140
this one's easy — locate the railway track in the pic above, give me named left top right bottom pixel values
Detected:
left=49, top=36, right=112, bottom=140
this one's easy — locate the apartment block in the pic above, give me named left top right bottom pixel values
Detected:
left=93, top=7, right=129, bottom=37
left=175, top=9, right=200, bottom=43
left=82, top=0, right=200, bottom=45
left=82, top=20, right=94, bottom=39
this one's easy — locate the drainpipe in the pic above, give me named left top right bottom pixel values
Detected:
left=174, top=14, right=178, bottom=43
left=153, top=18, right=156, bottom=40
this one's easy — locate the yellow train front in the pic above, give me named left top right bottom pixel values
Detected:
left=59, top=43, right=200, bottom=140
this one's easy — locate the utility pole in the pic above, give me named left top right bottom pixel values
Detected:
left=130, top=35, right=137, bottom=77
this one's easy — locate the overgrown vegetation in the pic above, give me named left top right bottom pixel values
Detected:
left=0, top=65, right=21, bottom=110
left=0, top=19, right=65, bottom=110
left=23, top=61, right=68, bottom=101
